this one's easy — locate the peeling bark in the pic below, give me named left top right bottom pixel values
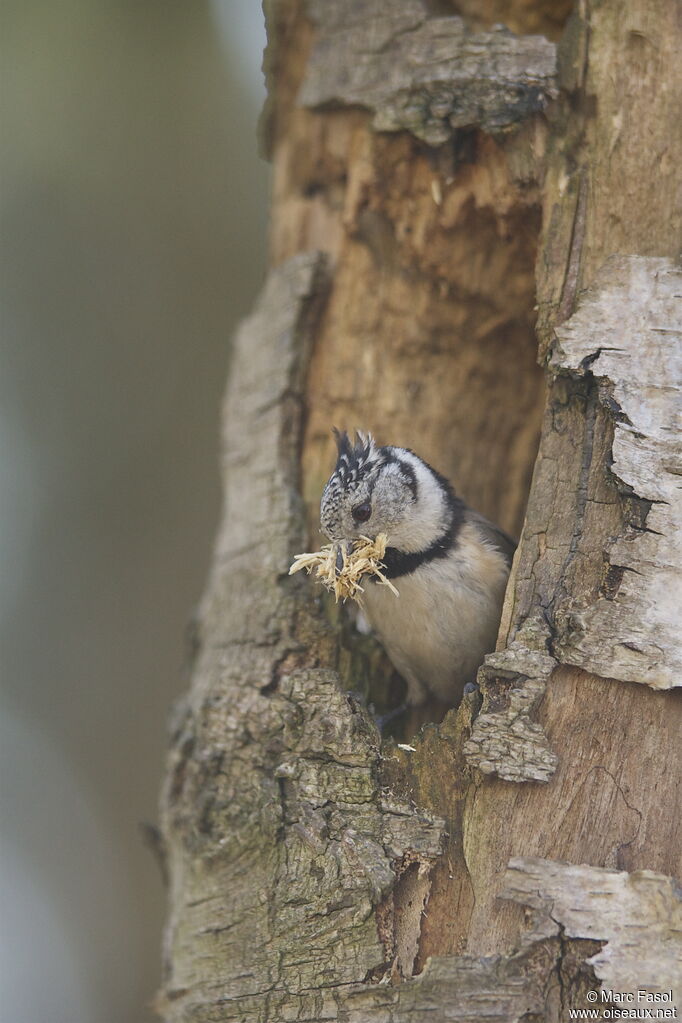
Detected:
left=502, top=857, right=682, bottom=1000
left=465, top=256, right=682, bottom=779
left=300, top=1, right=557, bottom=145
left=462, top=0, right=682, bottom=785
left=158, top=0, right=682, bottom=1019
left=463, top=621, right=558, bottom=782
left=549, top=256, right=682, bottom=689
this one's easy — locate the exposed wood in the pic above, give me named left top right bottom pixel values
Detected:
left=442, top=0, right=573, bottom=41
left=465, top=256, right=682, bottom=780
left=158, top=0, right=682, bottom=1019
left=536, top=0, right=682, bottom=353
left=265, top=0, right=548, bottom=544
left=452, top=0, right=682, bottom=961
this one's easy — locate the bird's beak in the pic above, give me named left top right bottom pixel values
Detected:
left=335, top=541, right=352, bottom=576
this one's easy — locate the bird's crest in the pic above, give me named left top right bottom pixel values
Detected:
left=331, top=429, right=382, bottom=487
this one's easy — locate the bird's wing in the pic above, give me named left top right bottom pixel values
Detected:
left=467, top=511, right=517, bottom=567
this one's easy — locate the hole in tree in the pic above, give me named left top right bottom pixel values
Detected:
left=301, top=128, right=548, bottom=742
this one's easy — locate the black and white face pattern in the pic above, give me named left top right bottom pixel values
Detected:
left=320, top=430, right=456, bottom=555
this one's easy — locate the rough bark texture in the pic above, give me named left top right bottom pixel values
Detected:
left=300, top=3, right=557, bottom=145
left=502, top=857, right=682, bottom=998
left=451, top=0, right=682, bottom=962
left=549, top=257, right=682, bottom=688
left=158, top=1, right=682, bottom=1019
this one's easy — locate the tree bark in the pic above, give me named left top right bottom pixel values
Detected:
left=157, top=2, right=682, bottom=1020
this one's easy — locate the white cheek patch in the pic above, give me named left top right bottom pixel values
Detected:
left=380, top=451, right=450, bottom=554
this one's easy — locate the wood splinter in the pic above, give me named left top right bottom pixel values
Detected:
left=289, top=533, right=399, bottom=603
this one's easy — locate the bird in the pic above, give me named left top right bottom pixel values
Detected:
left=320, top=430, right=516, bottom=707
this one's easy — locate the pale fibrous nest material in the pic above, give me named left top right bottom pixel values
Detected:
left=289, top=533, right=399, bottom=603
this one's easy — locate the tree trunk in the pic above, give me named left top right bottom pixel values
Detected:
left=157, top=2, right=682, bottom=1020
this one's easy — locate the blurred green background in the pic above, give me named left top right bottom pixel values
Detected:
left=0, top=2, right=268, bottom=1020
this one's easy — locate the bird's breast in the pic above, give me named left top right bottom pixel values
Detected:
left=360, top=523, right=510, bottom=703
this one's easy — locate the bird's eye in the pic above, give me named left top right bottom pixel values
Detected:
left=352, top=501, right=372, bottom=523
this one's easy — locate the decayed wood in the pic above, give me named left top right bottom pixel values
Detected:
left=465, top=255, right=682, bottom=779
left=451, top=0, right=682, bottom=961
left=461, top=0, right=682, bottom=780
left=156, top=252, right=573, bottom=1023
left=265, top=0, right=548, bottom=545
left=159, top=0, right=682, bottom=1019
left=437, top=0, right=573, bottom=40
left=536, top=0, right=682, bottom=354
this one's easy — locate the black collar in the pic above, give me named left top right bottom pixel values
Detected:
left=380, top=500, right=465, bottom=580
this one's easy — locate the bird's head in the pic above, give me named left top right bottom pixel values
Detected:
left=320, top=430, right=457, bottom=555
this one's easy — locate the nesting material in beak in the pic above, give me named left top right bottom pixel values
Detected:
left=289, top=533, right=399, bottom=603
